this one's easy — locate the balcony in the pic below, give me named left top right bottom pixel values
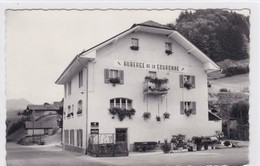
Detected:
left=143, top=76, right=169, bottom=95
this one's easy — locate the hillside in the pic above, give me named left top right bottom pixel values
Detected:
left=209, top=73, right=249, bottom=94
left=6, top=98, right=31, bottom=111
left=7, top=114, right=61, bottom=145
left=208, top=58, right=249, bottom=80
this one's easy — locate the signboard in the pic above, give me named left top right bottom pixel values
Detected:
left=91, top=129, right=99, bottom=135
left=91, top=122, right=99, bottom=128
left=114, top=60, right=188, bottom=72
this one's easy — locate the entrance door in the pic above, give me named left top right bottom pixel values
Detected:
left=114, top=128, right=128, bottom=156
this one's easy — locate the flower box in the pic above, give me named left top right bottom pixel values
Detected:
left=163, top=112, right=170, bottom=119
left=130, top=46, right=139, bottom=50
left=165, top=50, right=173, bottom=55
left=143, top=112, right=151, bottom=120
left=109, top=107, right=136, bottom=121
left=184, top=82, right=192, bottom=90
left=109, top=77, right=121, bottom=86
left=156, top=116, right=161, bottom=122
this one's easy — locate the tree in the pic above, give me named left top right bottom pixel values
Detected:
left=230, top=101, right=249, bottom=125
left=174, top=9, right=249, bottom=62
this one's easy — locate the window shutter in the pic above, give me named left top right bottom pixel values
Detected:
left=119, top=70, right=124, bottom=84
left=192, top=102, right=196, bottom=114
left=180, top=101, right=184, bottom=114
left=191, top=76, right=195, bottom=88
left=104, top=69, right=109, bottom=83
left=179, top=75, right=184, bottom=88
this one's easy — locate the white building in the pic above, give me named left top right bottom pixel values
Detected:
left=55, top=21, right=221, bottom=155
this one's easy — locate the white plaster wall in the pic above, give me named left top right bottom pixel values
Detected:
left=27, top=129, right=44, bottom=136
left=63, top=67, right=87, bottom=148
left=85, top=31, right=221, bottom=145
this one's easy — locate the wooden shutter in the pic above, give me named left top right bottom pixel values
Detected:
left=104, top=69, right=109, bottom=83
left=119, top=70, right=124, bottom=84
left=180, top=101, right=184, bottom=114
left=179, top=75, right=184, bottom=88
left=191, top=75, right=195, bottom=88
left=192, top=102, right=196, bottom=114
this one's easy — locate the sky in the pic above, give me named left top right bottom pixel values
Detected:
left=5, top=9, right=250, bottom=104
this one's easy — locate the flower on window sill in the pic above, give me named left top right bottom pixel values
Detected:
left=145, top=76, right=168, bottom=88
left=165, top=50, right=173, bottom=55
left=143, top=112, right=151, bottom=120
left=130, top=46, right=139, bottom=50
left=109, top=77, right=121, bottom=86
left=156, top=116, right=161, bottom=122
left=184, top=109, right=192, bottom=117
left=108, top=107, right=136, bottom=121
left=184, top=82, right=192, bottom=90
left=163, top=112, right=170, bottom=119
left=77, top=109, right=82, bottom=115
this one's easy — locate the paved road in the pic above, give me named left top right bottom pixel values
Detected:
left=6, top=142, right=249, bottom=166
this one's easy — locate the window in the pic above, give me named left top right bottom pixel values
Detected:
left=79, top=70, right=83, bottom=88
left=72, top=104, right=74, bottom=118
left=63, top=108, right=66, bottom=119
left=180, top=101, right=196, bottom=115
left=110, top=98, right=132, bottom=110
left=64, top=130, right=69, bottom=144
left=130, top=38, right=139, bottom=50
left=165, top=42, right=173, bottom=55
left=77, top=100, right=83, bottom=115
left=104, top=69, right=124, bottom=84
left=77, top=129, right=83, bottom=147
left=149, top=71, right=157, bottom=79
left=70, top=130, right=74, bottom=145
left=67, top=105, right=71, bottom=118
left=64, top=85, right=67, bottom=98
left=179, top=75, right=195, bottom=89
left=68, top=81, right=71, bottom=95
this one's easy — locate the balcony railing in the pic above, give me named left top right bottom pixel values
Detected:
left=143, top=76, right=169, bottom=95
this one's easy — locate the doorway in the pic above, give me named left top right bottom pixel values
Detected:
left=115, top=128, right=128, bottom=156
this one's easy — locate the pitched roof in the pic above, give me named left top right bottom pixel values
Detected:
left=208, top=111, right=222, bottom=121
left=56, top=21, right=220, bottom=84
left=25, top=115, right=57, bottom=129
left=132, top=20, right=175, bottom=30
left=27, top=104, right=59, bottom=111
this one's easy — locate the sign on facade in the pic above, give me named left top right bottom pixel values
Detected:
left=91, top=129, right=99, bottom=135
left=91, top=122, right=99, bottom=128
left=114, top=60, right=188, bottom=73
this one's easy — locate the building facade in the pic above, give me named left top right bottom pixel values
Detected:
left=56, top=21, right=221, bottom=154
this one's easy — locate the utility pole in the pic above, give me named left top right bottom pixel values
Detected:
left=32, top=109, right=35, bottom=143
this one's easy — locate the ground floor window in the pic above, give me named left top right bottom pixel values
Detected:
left=110, top=98, right=132, bottom=109
left=70, top=130, right=74, bottom=145
left=64, top=130, right=69, bottom=144
left=76, top=129, right=83, bottom=147
left=180, top=101, right=196, bottom=116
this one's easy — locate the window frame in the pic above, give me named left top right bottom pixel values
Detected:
left=70, top=130, right=74, bottom=146
left=68, top=81, right=72, bottom=95
left=104, top=69, right=124, bottom=85
left=165, top=42, right=173, bottom=55
left=77, top=100, right=83, bottom=116
left=179, top=75, right=195, bottom=89
left=78, top=70, right=83, bottom=88
left=130, top=38, right=139, bottom=50
left=110, top=98, right=133, bottom=110
left=180, top=101, right=196, bottom=115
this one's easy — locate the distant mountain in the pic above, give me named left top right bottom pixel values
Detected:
left=6, top=98, right=31, bottom=111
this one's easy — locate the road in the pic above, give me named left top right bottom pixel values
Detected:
left=6, top=142, right=249, bottom=166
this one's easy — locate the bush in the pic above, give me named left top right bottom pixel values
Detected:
left=161, top=139, right=171, bottom=153
left=219, top=88, right=228, bottom=92
left=7, top=120, right=24, bottom=136
left=224, top=140, right=231, bottom=146
left=222, top=66, right=249, bottom=77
